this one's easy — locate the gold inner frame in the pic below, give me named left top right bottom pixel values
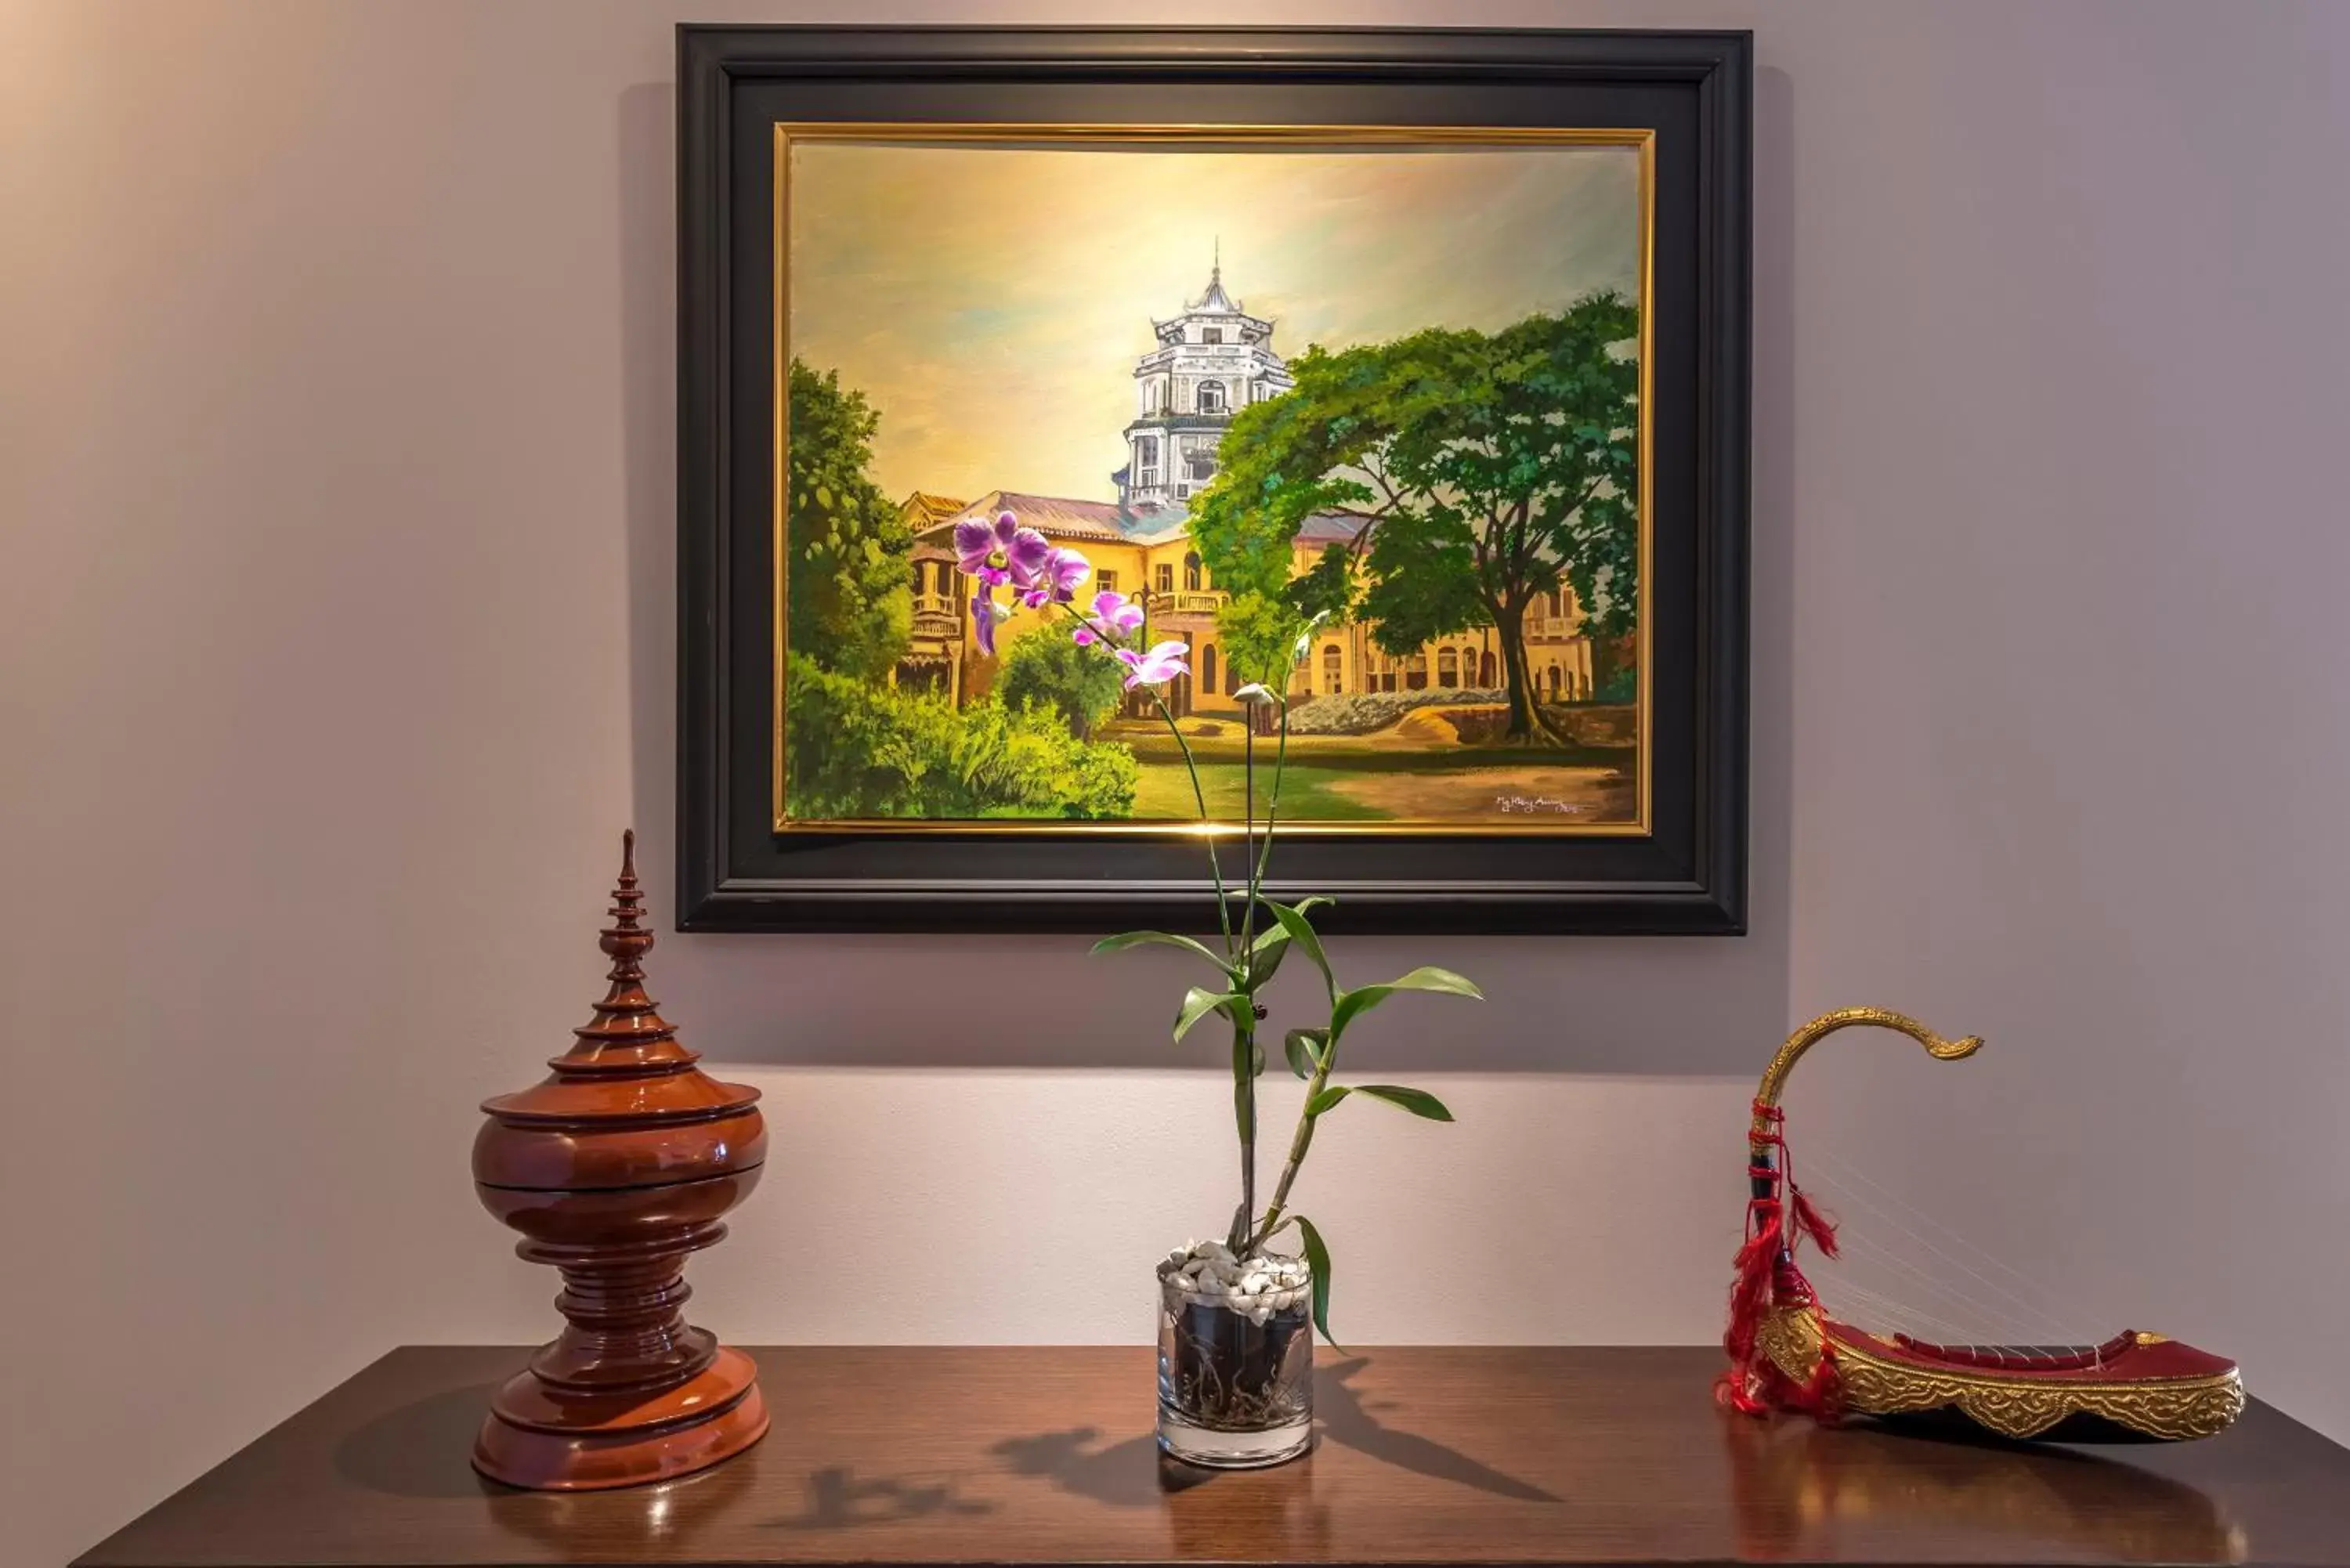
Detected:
left=771, top=122, right=1658, bottom=837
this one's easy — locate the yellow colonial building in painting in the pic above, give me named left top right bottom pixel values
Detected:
left=897, top=488, right=1596, bottom=722
left=889, top=266, right=1598, bottom=722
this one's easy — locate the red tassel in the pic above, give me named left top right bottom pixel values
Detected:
left=1790, top=1186, right=1840, bottom=1259
left=1724, top=1207, right=1781, bottom=1366
left=1722, top=1097, right=1848, bottom=1424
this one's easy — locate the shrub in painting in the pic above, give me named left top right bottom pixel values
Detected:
left=998, top=623, right=1126, bottom=742
left=783, top=654, right=1137, bottom=821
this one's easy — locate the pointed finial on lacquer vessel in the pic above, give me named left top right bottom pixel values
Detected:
left=604, top=828, right=648, bottom=972
left=577, top=827, right=682, bottom=1059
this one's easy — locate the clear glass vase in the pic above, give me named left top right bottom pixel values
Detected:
left=1155, top=1250, right=1314, bottom=1469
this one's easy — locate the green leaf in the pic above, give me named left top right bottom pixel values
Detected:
left=1248, top=925, right=1292, bottom=988
left=1283, top=1028, right=1328, bottom=1080
left=1305, top=1084, right=1350, bottom=1117
left=1354, top=1084, right=1455, bottom=1122
left=1329, top=965, right=1483, bottom=1040
left=1174, top=987, right=1246, bottom=1043
left=1093, top=930, right=1238, bottom=980
left=1245, top=897, right=1330, bottom=991
left=1294, top=1215, right=1342, bottom=1349
left=1264, top=898, right=1335, bottom=996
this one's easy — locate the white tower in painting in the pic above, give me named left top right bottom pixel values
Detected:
left=1117, top=245, right=1296, bottom=508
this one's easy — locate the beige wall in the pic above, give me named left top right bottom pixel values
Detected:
left=9, top=2, right=2350, bottom=1563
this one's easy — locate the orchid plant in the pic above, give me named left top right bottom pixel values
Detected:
left=953, top=509, right=1481, bottom=1343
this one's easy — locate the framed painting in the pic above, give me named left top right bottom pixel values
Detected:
left=678, top=26, right=1750, bottom=933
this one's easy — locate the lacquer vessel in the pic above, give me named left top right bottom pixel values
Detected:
left=472, top=832, right=770, bottom=1489
left=1723, top=1006, right=2242, bottom=1442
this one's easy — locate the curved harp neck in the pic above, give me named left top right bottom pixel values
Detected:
left=1752, top=1006, right=1983, bottom=1141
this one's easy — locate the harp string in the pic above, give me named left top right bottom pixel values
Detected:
left=1792, top=1147, right=2110, bottom=1356
left=1813, top=1227, right=2102, bottom=1360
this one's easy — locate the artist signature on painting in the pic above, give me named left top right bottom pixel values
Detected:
left=1495, top=794, right=1585, bottom=816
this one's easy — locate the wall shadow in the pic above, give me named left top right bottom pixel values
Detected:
left=614, top=74, right=1798, bottom=1075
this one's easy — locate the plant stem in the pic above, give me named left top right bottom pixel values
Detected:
left=1235, top=695, right=1300, bottom=1257
left=1054, top=592, right=1227, bottom=954
left=1246, top=1036, right=1332, bottom=1257
left=1250, top=693, right=1291, bottom=891
left=1144, top=687, right=1234, bottom=955
left=1227, top=717, right=1260, bottom=1250
left=1054, top=598, right=1277, bottom=1252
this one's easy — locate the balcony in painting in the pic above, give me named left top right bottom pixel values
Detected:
left=911, top=594, right=962, bottom=643
left=1148, top=589, right=1230, bottom=619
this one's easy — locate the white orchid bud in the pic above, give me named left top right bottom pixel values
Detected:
left=1289, top=609, right=1332, bottom=663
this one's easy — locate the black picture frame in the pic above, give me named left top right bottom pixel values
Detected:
left=677, top=25, right=1751, bottom=934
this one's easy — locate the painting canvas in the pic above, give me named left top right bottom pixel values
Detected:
left=776, top=130, right=1650, bottom=832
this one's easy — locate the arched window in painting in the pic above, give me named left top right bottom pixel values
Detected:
left=1479, top=650, right=1497, bottom=687
left=1405, top=652, right=1428, bottom=692
left=1323, top=643, right=1343, bottom=695
left=1437, top=648, right=1459, bottom=686
left=1200, top=644, right=1217, bottom=695
left=1184, top=551, right=1203, bottom=592
left=1546, top=665, right=1563, bottom=695
left=1196, top=380, right=1227, bottom=415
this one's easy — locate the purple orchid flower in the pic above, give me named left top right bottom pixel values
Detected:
left=953, top=511, right=1017, bottom=576
left=1072, top=589, right=1147, bottom=647
left=1045, top=547, right=1090, bottom=601
left=1005, top=527, right=1052, bottom=587
left=971, top=586, right=1011, bottom=656
left=953, top=509, right=1053, bottom=591
left=1114, top=639, right=1191, bottom=690
left=1021, top=548, right=1090, bottom=609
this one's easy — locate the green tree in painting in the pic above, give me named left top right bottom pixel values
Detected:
left=786, top=359, right=913, bottom=681
left=1210, top=591, right=1312, bottom=697
left=998, top=623, right=1125, bottom=740
left=1191, top=294, right=1639, bottom=741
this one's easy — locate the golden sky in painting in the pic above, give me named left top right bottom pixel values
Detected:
left=787, top=139, right=1642, bottom=504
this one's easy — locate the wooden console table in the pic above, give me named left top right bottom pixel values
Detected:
left=74, top=1346, right=2350, bottom=1567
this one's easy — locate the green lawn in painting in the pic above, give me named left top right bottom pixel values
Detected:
left=1118, top=728, right=1635, bottom=824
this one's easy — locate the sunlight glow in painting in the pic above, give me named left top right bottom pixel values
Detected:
left=779, top=135, right=1647, bottom=829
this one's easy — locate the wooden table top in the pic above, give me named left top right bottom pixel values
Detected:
left=74, top=1346, right=2350, bottom=1568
